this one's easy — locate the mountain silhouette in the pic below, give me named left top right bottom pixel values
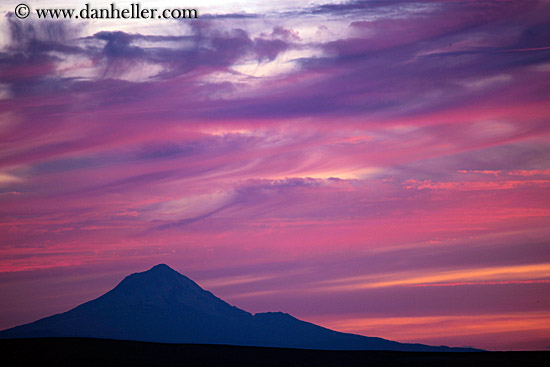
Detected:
left=0, top=264, right=477, bottom=351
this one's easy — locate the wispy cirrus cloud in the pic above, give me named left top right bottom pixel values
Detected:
left=0, top=0, right=549, bottom=350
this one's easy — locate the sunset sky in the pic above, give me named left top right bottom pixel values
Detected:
left=1, top=0, right=549, bottom=351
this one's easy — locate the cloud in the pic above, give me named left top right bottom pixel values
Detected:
left=1, top=0, right=549, bottom=351
left=0, top=171, right=22, bottom=186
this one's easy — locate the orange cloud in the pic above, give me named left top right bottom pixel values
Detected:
left=313, top=263, right=550, bottom=291
left=309, top=312, right=550, bottom=350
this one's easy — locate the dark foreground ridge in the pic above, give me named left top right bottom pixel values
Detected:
left=1, top=338, right=548, bottom=367
left=1, top=264, right=478, bottom=351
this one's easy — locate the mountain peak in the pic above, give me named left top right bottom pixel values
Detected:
left=117, top=264, right=203, bottom=294
left=149, top=263, right=174, bottom=272
left=0, top=266, right=481, bottom=351
left=122, top=264, right=192, bottom=284
left=145, top=263, right=179, bottom=277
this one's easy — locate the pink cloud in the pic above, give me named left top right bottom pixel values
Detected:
left=1, top=0, right=550, bottom=351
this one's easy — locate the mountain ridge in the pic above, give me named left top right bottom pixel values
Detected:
left=0, top=264, right=480, bottom=351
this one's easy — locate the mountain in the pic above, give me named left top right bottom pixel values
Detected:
left=0, top=264, right=477, bottom=351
